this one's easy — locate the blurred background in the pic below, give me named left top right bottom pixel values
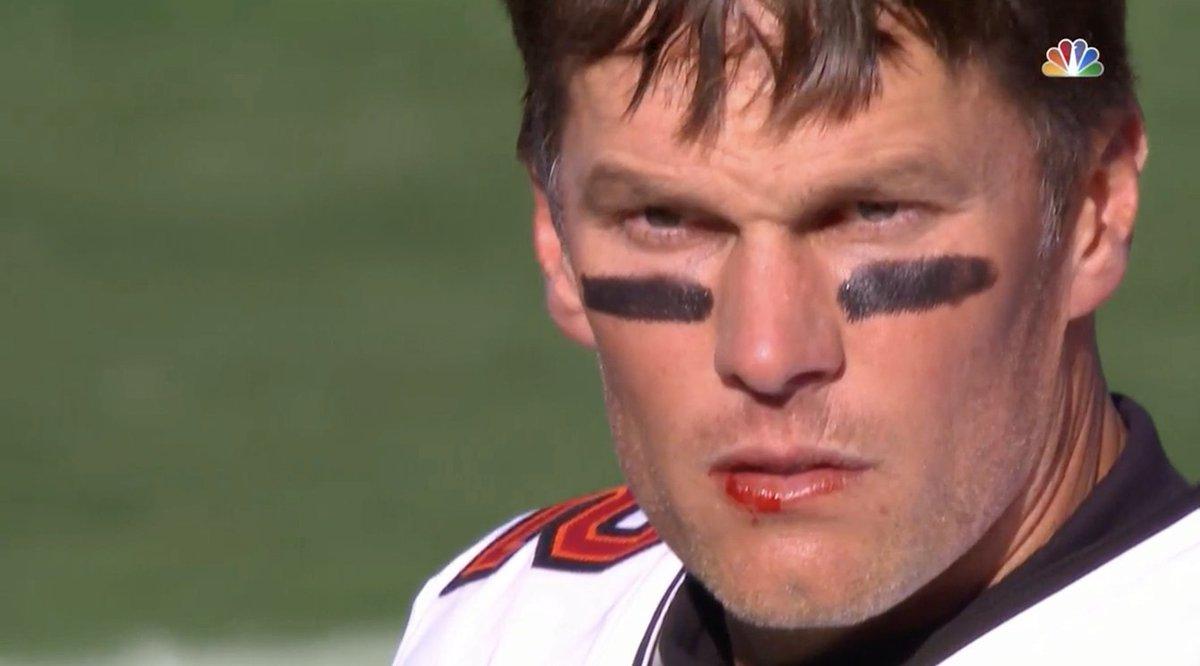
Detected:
left=0, top=1, right=1196, bottom=664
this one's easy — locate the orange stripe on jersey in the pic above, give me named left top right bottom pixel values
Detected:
left=456, top=489, right=608, bottom=579
left=549, top=486, right=659, bottom=563
left=441, top=487, right=620, bottom=594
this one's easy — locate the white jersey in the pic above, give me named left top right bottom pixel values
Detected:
left=394, top=486, right=682, bottom=665
left=394, top=483, right=1200, bottom=665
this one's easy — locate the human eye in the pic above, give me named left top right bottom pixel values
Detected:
left=855, top=200, right=900, bottom=223
left=852, top=200, right=918, bottom=225
left=814, top=198, right=931, bottom=241
left=621, top=206, right=697, bottom=248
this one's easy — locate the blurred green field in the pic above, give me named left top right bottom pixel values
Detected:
left=1, top=0, right=1197, bottom=658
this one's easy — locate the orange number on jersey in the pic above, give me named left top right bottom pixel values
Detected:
left=442, top=486, right=659, bottom=595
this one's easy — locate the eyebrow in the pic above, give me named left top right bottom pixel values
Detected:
left=579, top=162, right=700, bottom=214
left=578, top=154, right=971, bottom=218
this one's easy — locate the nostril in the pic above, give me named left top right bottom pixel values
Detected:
left=720, top=368, right=836, bottom=407
left=711, top=243, right=847, bottom=400
left=715, top=330, right=846, bottom=403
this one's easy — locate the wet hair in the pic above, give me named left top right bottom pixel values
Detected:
left=500, top=0, right=1138, bottom=250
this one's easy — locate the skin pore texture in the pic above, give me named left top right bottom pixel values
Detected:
left=529, top=9, right=1146, bottom=665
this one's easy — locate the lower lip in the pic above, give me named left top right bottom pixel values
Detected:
left=720, top=468, right=861, bottom=514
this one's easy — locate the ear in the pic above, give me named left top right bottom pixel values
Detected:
left=530, top=174, right=597, bottom=349
left=1065, top=111, right=1149, bottom=320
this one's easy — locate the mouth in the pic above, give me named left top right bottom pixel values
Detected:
left=709, top=448, right=875, bottom=514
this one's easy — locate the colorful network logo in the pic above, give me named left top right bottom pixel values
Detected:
left=1043, top=38, right=1104, bottom=78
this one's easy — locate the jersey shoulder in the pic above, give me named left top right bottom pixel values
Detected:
left=946, top=504, right=1200, bottom=663
left=394, top=485, right=680, bottom=665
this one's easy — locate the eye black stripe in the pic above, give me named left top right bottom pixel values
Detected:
left=838, top=255, right=998, bottom=323
left=581, top=275, right=713, bottom=323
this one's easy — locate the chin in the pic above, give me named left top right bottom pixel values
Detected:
left=685, top=529, right=930, bottom=630
left=713, top=573, right=907, bottom=630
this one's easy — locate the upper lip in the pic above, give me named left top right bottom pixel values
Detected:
left=709, top=446, right=877, bottom=475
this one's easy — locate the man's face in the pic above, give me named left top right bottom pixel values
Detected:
left=549, top=30, right=1070, bottom=628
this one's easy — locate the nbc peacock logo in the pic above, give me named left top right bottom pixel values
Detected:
left=1042, top=38, right=1104, bottom=78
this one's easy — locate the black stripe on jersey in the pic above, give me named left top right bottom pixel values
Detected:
left=633, top=569, right=687, bottom=666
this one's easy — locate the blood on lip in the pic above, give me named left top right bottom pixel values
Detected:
left=724, top=474, right=784, bottom=513
left=721, top=467, right=855, bottom=514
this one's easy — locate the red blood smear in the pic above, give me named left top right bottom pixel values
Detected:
left=724, top=474, right=783, bottom=514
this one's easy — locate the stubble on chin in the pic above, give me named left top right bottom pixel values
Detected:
left=608, top=402, right=1046, bottom=633
left=596, top=310, right=1059, bottom=632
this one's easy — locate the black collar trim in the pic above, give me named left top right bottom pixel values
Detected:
left=632, top=569, right=687, bottom=666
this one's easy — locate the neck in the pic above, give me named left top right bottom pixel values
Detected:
left=728, top=319, right=1127, bottom=665
left=983, top=319, right=1127, bottom=583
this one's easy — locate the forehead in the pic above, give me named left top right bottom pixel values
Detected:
left=557, top=29, right=1030, bottom=207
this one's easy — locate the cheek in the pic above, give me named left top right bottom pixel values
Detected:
left=838, top=277, right=1040, bottom=475
left=591, top=319, right=721, bottom=532
left=846, top=252, right=1033, bottom=376
left=591, top=317, right=714, bottom=446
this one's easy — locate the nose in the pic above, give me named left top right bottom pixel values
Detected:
left=713, top=230, right=845, bottom=402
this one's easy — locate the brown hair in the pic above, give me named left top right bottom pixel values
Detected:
left=501, top=0, right=1138, bottom=248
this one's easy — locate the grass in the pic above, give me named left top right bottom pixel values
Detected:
left=0, top=0, right=1197, bottom=655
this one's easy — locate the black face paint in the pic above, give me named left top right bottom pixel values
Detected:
left=838, top=255, right=998, bottom=323
left=581, top=275, right=713, bottom=323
